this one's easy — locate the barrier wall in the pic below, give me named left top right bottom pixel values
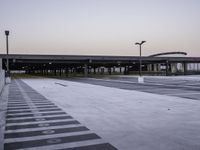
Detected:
left=0, top=59, right=5, bottom=94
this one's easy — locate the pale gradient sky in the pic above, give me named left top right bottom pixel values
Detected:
left=0, top=0, right=200, bottom=56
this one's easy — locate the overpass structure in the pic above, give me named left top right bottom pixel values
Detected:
left=0, top=54, right=200, bottom=76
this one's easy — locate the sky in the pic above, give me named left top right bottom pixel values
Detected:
left=0, top=0, right=200, bottom=56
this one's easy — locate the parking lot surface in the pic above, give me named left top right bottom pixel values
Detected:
left=66, top=76, right=200, bottom=100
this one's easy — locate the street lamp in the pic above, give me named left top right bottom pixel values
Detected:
left=135, top=41, right=146, bottom=76
left=5, top=30, right=10, bottom=77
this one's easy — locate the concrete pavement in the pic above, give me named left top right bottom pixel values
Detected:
left=1, top=79, right=117, bottom=150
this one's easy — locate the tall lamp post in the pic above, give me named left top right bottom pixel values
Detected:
left=5, top=30, right=10, bottom=77
left=135, top=41, right=146, bottom=76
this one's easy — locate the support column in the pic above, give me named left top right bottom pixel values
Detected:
left=84, top=64, right=88, bottom=77
left=183, top=62, right=187, bottom=75
left=166, top=61, right=169, bottom=76
left=54, top=69, right=56, bottom=76
left=59, top=69, right=62, bottom=76
left=124, top=66, right=127, bottom=75
left=108, top=67, right=111, bottom=75
left=65, top=67, right=69, bottom=77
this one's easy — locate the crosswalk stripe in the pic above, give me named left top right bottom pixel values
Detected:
left=5, top=130, right=93, bottom=143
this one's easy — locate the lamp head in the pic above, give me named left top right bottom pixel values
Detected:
left=141, top=41, right=146, bottom=44
left=135, top=42, right=140, bottom=45
left=5, top=30, right=9, bottom=36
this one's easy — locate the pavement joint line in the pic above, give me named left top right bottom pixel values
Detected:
left=4, top=130, right=93, bottom=143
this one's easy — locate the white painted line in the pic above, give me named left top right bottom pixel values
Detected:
left=5, top=124, right=83, bottom=133
left=6, top=118, right=75, bottom=126
left=5, top=130, right=93, bottom=143
left=17, top=139, right=105, bottom=150
left=6, top=110, right=64, bottom=116
left=8, top=102, right=52, bottom=105
left=7, top=107, right=60, bottom=113
left=7, top=104, right=54, bottom=109
left=6, top=114, right=69, bottom=121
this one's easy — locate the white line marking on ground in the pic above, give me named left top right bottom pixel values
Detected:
left=5, top=130, right=93, bottom=143
left=6, top=114, right=68, bottom=120
left=17, top=139, right=105, bottom=150
left=5, top=124, right=83, bottom=133
left=6, top=110, right=64, bottom=116
left=7, top=107, right=61, bottom=113
left=6, top=118, right=75, bottom=126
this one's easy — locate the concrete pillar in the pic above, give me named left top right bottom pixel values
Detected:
left=153, top=64, right=157, bottom=72
left=124, top=66, right=127, bottom=75
left=147, top=64, right=152, bottom=71
left=108, top=68, right=111, bottom=75
left=54, top=69, right=56, bottom=76
left=100, top=67, right=104, bottom=75
left=157, top=64, right=160, bottom=72
left=198, top=63, right=200, bottom=72
left=65, top=67, right=68, bottom=77
left=183, top=62, right=187, bottom=75
left=93, top=67, right=96, bottom=74
left=166, top=62, right=169, bottom=76
left=113, top=67, right=115, bottom=73
left=84, top=64, right=88, bottom=77
left=171, top=63, right=177, bottom=73
left=59, top=69, right=61, bottom=76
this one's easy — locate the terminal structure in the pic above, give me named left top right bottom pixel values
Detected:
left=1, top=54, right=200, bottom=77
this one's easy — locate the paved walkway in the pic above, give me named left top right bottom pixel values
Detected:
left=3, top=79, right=117, bottom=150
